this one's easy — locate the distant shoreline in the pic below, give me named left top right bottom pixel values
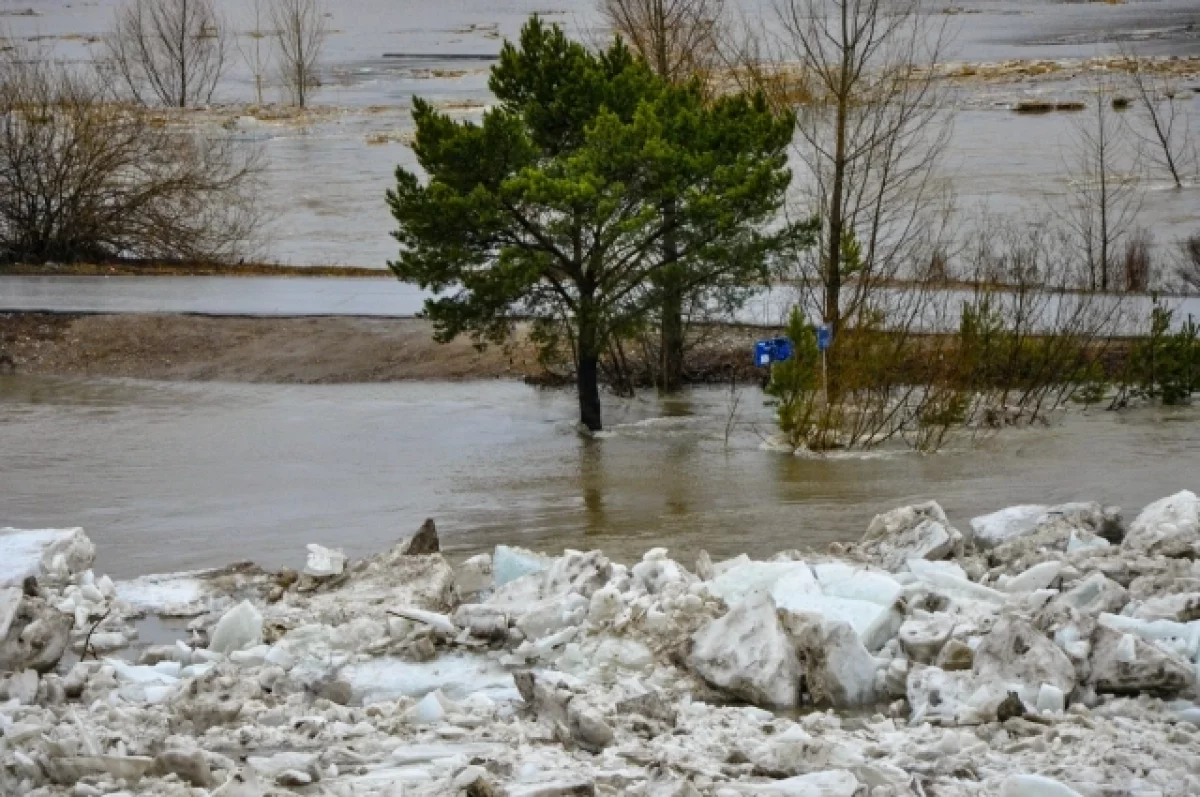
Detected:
left=0, top=262, right=387, bottom=278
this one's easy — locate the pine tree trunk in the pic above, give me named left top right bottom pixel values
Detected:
left=660, top=270, right=684, bottom=392
left=577, top=309, right=603, bottom=431
left=659, top=200, right=684, bottom=392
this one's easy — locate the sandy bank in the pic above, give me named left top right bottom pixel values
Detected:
left=0, top=313, right=766, bottom=385
left=0, top=314, right=542, bottom=383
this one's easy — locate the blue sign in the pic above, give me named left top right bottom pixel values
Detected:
left=754, top=337, right=794, bottom=367
left=817, top=324, right=833, bottom=352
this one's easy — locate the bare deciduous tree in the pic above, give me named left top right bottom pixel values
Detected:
left=773, top=0, right=953, bottom=350
left=237, top=0, right=272, bottom=105
left=107, top=0, right=227, bottom=108
left=0, top=50, right=263, bottom=264
left=1062, top=77, right=1143, bottom=293
left=601, top=0, right=725, bottom=85
left=271, top=0, right=327, bottom=108
left=1177, top=233, right=1200, bottom=294
left=1121, top=48, right=1195, bottom=189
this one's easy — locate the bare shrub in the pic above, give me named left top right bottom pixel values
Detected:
left=271, top=0, right=327, bottom=108
left=107, top=0, right=228, bottom=108
left=1062, top=76, right=1143, bottom=292
left=1178, top=233, right=1200, bottom=294
left=1122, top=227, right=1153, bottom=293
left=0, top=51, right=263, bottom=264
left=1121, top=47, right=1196, bottom=188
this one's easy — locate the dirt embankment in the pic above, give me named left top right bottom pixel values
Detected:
left=0, top=314, right=545, bottom=383
left=0, top=313, right=773, bottom=384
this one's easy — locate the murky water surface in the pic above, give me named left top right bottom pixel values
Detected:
left=2, top=375, right=1198, bottom=579
left=4, top=0, right=1196, bottom=267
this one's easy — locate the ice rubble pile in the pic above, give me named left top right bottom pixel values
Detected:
left=4, top=496, right=1200, bottom=796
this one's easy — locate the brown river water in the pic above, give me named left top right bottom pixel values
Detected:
left=2, top=375, right=1198, bottom=579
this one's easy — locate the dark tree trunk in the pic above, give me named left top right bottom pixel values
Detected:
left=660, top=270, right=684, bottom=392
left=577, top=349, right=603, bottom=431
left=659, top=199, right=684, bottom=392
left=577, top=306, right=603, bottom=431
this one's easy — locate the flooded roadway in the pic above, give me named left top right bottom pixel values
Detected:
left=2, top=375, right=1198, bottom=579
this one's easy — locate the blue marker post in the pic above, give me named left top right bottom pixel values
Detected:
left=816, top=323, right=832, bottom=404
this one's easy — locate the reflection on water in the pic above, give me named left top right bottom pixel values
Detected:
left=2, top=375, right=1199, bottom=579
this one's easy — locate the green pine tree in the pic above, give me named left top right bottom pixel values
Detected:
left=388, top=17, right=805, bottom=431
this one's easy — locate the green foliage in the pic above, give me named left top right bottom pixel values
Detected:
left=388, top=16, right=800, bottom=430
left=1127, top=302, right=1200, bottom=405
left=765, top=308, right=821, bottom=448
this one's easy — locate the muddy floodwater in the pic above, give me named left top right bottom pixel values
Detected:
left=2, top=375, right=1198, bottom=579
left=5, top=0, right=1198, bottom=268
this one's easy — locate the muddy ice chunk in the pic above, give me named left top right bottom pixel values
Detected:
left=1089, top=626, right=1195, bottom=696
left=1131, top=592, right=1200, bottom=622
left=1123, top=490, right=1200, bottom=558
left=906, top=559, right=1006, bottom=605
left=1003, top=561, right=1063, bottom=593
left=970, top=502, right=1109, bottom=550
left=341, top=653, right=518, bottom=703
left=46, top=755, right=155, bottom=785
left=1, top=669, right=38, bottom=704
left=0, top=527, right=96, bottom=587
left=542, top=550, right=612, bottom=598
left=1097, top=613, right=1200, bottom=660
left=731, top=770, right=859, bottom=796
left=0, top=594, right=72, bottom=673
left=494, top=545, right=550, bottom=587
left=859, top=501, right=963, bottom=570
left=907, top=665, right=1012, bottom=724
left=999, top=774, right=1083, bottom=797
left=783, top=615, right=879, bottom=707
left=1058, top=572, right=1128, bottom=616
left=689, top=591, right=800, bottom=708
left=567, top=701, right=614, bottom=752
left=456, top=554, right=493, bottom=601
left=973, top=617, right=1076, bottom=703
left=897, top=614, right=955, bottom=664
left=154, top=750, right=214, bottom=788
left=709, top=561, right=818, bottom=606
left=772, top=591, right=900, bottom=652
left=0, top=587, right=20, bottom=641
left=631, top=549, right=691, bottom=594
left=515, top=593, right=588, bottom=640
left=505, top=778, right=597, bottom=797
left=303, top=544, right=346, bottom=578
left=208, top=600, right=263, bottom=654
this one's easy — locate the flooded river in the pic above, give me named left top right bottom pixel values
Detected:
left=5, top=0, right=1198, bottom=268
left=2, top=375, right=1198, bottom=579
